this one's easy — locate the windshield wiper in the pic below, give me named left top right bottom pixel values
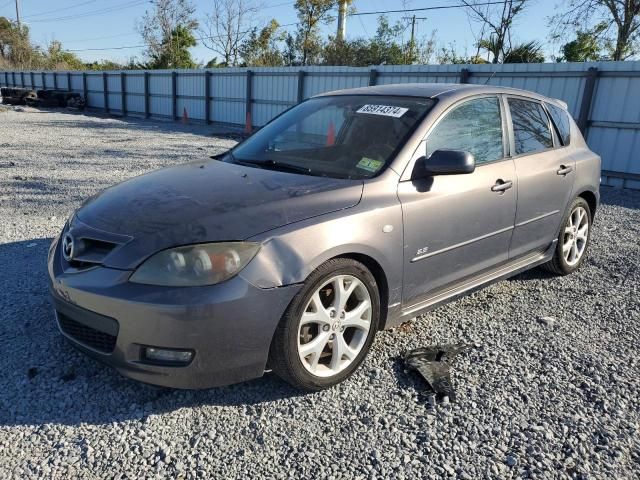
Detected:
left=235, top=158, right=312, bottom=175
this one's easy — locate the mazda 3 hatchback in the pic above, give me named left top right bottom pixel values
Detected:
left=48, top=83, right=600, bottom=391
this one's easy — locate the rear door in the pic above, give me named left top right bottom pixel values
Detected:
left=398, top=95, right=517, bottom=306
left=505, top=96, right=576, bottom=258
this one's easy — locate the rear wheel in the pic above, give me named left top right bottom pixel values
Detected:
left=542, top=197, right=592, bottom=275
left=270, top=258, right=380, bottom=391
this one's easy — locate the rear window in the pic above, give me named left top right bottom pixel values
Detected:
left=545, top=103, right=571, bottom=146
left=508, top=98, right=554, bottom=155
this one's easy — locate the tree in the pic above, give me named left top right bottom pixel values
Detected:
left=201, top=0, right=259, bottom=67
left=414, top=32, right=438, bottom=65
left=294, top=0, right=336, bottom=65
left=322, top=16, right=437, bottom=66
left=503, top=41, right=545, bottom=63
left=461, top=0, right=529, bottom=63
left=559, top=24, right=607, bottom=61
left=0, top=17, right=40, bottom=69
left=283, top=33, right=298, bottom=65
left=240, top=20, right=285, bottom=66
left=322, top=37, right=367, bottom=65
left=366, top=15, right=407, bottom=65
left=436, top=43, right=488, bottom=64
left=0, top=16, right=12, bottom=59
left=147, top=25, right=198, bottom=68
left=85, top=57, right=144, bottom=70
left=204, top=57, right=225, bottom=68
left=551, top=1, right=639, bottom=60
left=85, top=60, right=127, bottom=70
left=138, top=0, right=198, bottom=69
left=43, top=40, right=85, bottom=70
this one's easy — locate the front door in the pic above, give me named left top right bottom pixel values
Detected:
left=505, top=97, right=576, bottom=258
left=398, top=96, right=517, bottom=307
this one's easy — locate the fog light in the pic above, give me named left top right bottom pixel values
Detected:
left=144, top=347, right=193, bottom=364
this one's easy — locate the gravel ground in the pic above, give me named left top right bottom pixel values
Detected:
left=1, top=107, right=639, bottom=479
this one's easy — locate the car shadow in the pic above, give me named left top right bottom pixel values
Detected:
left=599, top=185, right=640, bottom=210
left=0, top=238, right=302, bottom=427
left=509, top=267, right=556, bottom=281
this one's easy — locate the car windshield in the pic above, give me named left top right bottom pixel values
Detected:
left=226, top=95, right=434, bottom=179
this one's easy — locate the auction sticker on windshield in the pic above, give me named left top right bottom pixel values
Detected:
left=356, top=104, right=409, bottom=117
left=356, top=157, right=384, bottom=173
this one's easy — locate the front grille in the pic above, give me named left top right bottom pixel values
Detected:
left=57, top=312, right=117, bottom=354
left=66, top=237, right=118, bottom=268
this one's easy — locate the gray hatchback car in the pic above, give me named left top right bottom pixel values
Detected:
left=48, top=83, right=600, bottom=391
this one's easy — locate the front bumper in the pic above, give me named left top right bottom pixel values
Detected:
left=48, top=235, right=301, bottom=389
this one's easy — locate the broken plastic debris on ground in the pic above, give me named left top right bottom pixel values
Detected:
left=403, top=344, right=472, bottom=405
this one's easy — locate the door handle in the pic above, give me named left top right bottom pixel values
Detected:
left=557, top=165, right=573, bottom=176
left=491, top=179, right=513, bottom=193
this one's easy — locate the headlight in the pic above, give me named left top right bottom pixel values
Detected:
left=129, top=242, right=260, bottom=287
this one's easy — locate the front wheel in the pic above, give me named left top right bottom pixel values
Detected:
left=542, top=197, right=592, bottom=275
left=269, top=258, right=380, bottom=391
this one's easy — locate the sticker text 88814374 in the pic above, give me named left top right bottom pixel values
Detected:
left=356, top=104, right=409, bottom=118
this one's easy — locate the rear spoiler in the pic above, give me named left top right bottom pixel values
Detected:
left=552, top=98, right=569, bottom=110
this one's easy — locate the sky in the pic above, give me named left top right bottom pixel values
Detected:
left=0, top=0, right=563, bottom=64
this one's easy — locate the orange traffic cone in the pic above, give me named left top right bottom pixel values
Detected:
left=326, top=121, right=336, bottom=146
left=182, top=107, right=189, bottom=124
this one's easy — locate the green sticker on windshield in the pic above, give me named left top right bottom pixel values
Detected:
left=356, top=157, right=384, bottom=173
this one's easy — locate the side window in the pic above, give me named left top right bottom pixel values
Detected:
left=508, top=98, right=553, bottom=155
left=426, top=97, right=504, bottom=164
left=545, top=102, right=571, bottom=146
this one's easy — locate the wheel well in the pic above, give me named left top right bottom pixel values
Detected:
left=335, top=253, right=389, bottom=330
left=578, top=190, right=598, bottom=217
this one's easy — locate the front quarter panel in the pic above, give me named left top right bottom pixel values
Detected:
left=240, top=175, right=404, bottom=320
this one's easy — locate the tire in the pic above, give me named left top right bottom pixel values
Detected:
left=269, top=258, right=380, bottom=391
left=542, top=197, right=592, bottom=276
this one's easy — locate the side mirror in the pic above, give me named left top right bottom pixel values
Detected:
left=415, top=149, right=475, bottom=177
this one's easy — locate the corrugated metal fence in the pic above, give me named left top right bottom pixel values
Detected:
left=2, top=62, right=639, bottom=188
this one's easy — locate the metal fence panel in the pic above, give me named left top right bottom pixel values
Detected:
left=149, top=73, right=171, bottom=96
left=45, top=72, right=55, bottom=89
left=149, top=95, right=172, bottom=118
left=33, top=74, right=43, bottom=89
left=84, top=73, right=104, bottom=108
left=70, top=74, right=83, bottom=92
left=2, top=62, right=639, bottom=187
left=213, top=99, right=245, bottom=125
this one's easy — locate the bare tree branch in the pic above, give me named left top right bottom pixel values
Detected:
left=200, top=0, right=260, bottom=66
left=461, top=0, right=529, bottom=63
left=550, top=0, right=639, bottom=60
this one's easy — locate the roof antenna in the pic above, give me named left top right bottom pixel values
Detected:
left=484, top=70, right=497, bottom=85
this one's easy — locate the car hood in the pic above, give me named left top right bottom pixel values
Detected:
left=75, top=159, right=363, bottom=270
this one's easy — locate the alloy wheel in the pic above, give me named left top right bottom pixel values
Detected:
left=297, top=274, right=372, bottom=377
left=563, top=205, right=589, bottom=266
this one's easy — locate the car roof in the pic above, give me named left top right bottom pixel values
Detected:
left=315, top=83, right=567, bottom=109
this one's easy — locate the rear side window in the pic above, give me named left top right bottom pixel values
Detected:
left=508, top=98, right=553, bottom=155
left=426, top=97, right=504, bottom=164
left=545, top=103, right=571, bottom=146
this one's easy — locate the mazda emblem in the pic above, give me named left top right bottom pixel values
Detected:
left=62, top=233, right=75, bottom=261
